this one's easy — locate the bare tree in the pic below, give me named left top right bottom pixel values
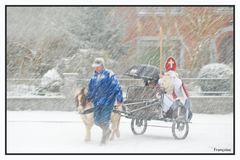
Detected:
left=174, top=7, right=231, bottom=72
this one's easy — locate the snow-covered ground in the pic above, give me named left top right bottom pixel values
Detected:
left=7, top=111, right=233, bottom=154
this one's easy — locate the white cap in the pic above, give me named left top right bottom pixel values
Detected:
left=92, top=57, right=105, bottom=67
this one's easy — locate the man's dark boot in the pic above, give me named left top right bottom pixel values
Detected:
left=100, top=126, right=111, bottom=145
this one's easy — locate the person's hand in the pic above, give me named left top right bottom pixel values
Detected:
left=117, top=102, right=123, bottom=106
left=159, top=73, right=164, bottom=78
left=175, top=97, right=185, bottom=104
left=159, top=72, right=164, bottom=79
left=155, top=92, right=161, bottom=99
left=116, top=102, right=123, bottom=111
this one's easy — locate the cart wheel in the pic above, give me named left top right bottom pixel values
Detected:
left=131, top=118, right=147, bottom=135
left=172, top=121, right=189, bottom=140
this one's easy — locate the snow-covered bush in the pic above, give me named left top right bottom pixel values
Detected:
left=37, top=68, right=63, bottom=93
left=197, top=63, right=233, bottom=95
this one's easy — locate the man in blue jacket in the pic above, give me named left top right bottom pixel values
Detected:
left=86, top=58, right=123, bottom=144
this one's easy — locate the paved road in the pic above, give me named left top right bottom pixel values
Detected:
left=6, top=111, right=233, bottom=154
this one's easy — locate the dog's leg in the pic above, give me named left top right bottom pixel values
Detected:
left=116, top=115, right=121, bottom=138
left=85, top=126, right=91, bottom=142
left=83, top=116, right=92, bottom=142
left=83, top=122, right=91, bottom=142
left=110, top=113, right=121, bottom=141
left=115, top=105, right=122, bottom=138
left=110, top=126, right=115, bottom=141
left=110, top=114, right=116, bottom=141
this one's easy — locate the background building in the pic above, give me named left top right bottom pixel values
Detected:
left=116, top=7, right=233, bottom=74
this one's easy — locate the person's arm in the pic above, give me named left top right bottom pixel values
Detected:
left=107, top=73, right=123, bottom=104
left=113, top=75, right=123, bottom=104
left=175, top=80, right=187, bottom=104
left=116, top=85, right=123, bottom=104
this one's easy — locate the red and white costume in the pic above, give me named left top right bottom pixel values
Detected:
left=158, top=57, right=189, bottom=112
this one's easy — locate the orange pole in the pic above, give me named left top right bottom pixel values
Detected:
left=159, top=26, right=163, bottom=73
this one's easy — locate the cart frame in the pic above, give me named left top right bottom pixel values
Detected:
left=116, top=85, right=191, bottom=140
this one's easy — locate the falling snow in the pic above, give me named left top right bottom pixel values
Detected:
left=6, top=6, right=234, bottom=154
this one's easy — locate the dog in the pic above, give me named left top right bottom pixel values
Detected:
left=75, top=87, right=122, bottom=142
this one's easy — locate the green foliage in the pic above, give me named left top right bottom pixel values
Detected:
left=7, top=7, right=127, bottom=78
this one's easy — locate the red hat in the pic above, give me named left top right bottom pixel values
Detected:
left=165, top=56, right=177, bottom=71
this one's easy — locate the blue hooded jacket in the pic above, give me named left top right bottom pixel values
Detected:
left=86, top=69, right=123, bottom=107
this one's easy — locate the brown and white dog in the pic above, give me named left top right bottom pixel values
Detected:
left=75, top=87, right=122, bottom=142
